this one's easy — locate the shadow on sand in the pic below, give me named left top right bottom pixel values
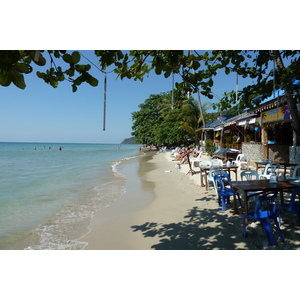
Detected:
left=132, top=194, right=300, bottom=250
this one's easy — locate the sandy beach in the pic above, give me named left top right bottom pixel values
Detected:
left=79, top=150, right=300, bottom=250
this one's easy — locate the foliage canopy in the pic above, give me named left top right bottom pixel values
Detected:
left=131, top=91, right=209, bottom=146
left=2, top=50, right=299, bottom=104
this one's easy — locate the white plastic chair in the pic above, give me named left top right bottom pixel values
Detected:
left=211, top=159, right=223, bottom=167
left=232, top=154, right=247, bottom=170
left=259, top=163, right=280, bottom=179
left=199, top=161, right=212, bottom=187
left=208, top=166, right=224, bottom=194
left=190, top=151, right=202, bottom=167
left=287, top=165, right=300, bottom=180
left=199, top=161, right=212, bottom=168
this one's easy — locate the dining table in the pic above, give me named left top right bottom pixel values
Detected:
left=230, top=179, right=299, bottom=216
left=199, top=164, right=238, bottom=191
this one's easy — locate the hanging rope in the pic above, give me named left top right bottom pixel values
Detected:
left=103, top=73, right=107, bottom=131
left=78, top=51, right=113, bottom=131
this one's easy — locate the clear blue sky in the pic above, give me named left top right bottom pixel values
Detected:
left=1, top=50, right=259, bottom=144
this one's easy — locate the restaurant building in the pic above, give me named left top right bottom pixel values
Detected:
left=200, top=88, right=299, bottom=167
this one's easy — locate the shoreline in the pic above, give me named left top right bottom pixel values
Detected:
left=79, top=150, right=300, bottom=250
left=78, top=150, right=156, bottom=249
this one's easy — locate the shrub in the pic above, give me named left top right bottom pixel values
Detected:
left=205, top=139, right=214, bottom=156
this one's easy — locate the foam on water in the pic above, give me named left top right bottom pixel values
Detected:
left=24, top=176, right=127, bottom=250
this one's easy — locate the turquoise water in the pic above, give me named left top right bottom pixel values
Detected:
left=0, top=142, right=142, bottom=250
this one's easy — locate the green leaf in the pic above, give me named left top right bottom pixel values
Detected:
left=71, top=51, right=81, bottom=64
left=72, top=83, right=77, bottom=92
left=63, top=52, right=81, bottom=64
left=225, top=67, right=231, bottom=75
left=63, top=53, right=73, bottom=64
left=192, top=60, right=200, bottom=70
left=74, top=75, right=83, bottom=86
left=0, top=50, right=20, bottom=64
left=65, top=68, right=75, bottom=77
left=50, top=77, right=58, bottom=88
left=155, top=66, right=162, bottom=75
left=86, top=74, right=98, bottom=86
left=36, top=71, right=46, bottom=79
left=164, top=69, right=171, bottom=78
left=14, top=63, right=32, bottom=74
left=35, top=54, right=46, bottom=66
left=10, top=68, right=26, bottom=89
left=29, top=52, right=46, bottom=66
left=75, top=64, right=91, bottom=72
left=0, top=73, right=12, bottom=86
left=57, top=72, right=65, bottom=81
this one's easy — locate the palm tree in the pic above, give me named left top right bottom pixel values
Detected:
left=178, top=99, right=211, bottom=143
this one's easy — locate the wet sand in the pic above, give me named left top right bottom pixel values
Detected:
left=79, top=151, right=156, bottom=249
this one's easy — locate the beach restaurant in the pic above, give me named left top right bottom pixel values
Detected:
left=199, top=88, right=299, bottom=166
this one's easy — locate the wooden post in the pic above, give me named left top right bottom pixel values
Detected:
left=262, top=124, right=268, bottom=159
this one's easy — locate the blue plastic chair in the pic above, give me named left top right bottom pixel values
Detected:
left=278, top=187, right=300, bottom=226
left=242, top=192, right=284, bottom=245
left=214, top=173, right=242, bottom=211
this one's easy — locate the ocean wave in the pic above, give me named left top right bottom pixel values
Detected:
left=112, top=151, right=145, bottom=174
left=23, top=172, right=127, bottom=250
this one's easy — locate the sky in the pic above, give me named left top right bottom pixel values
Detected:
left=0, top=50, right=256, bottom=144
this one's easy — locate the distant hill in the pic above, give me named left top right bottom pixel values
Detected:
left=120, top=137, right=137, bottom=144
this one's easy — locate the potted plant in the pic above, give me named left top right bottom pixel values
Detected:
left=232, top=135, right=238, bottom=149
left=205, top=139, right=214, bottom=157
left=225, top=136, right=231, bottom=149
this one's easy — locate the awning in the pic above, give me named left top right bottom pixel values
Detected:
left=195, top=127, right=214, bottom=132
left=236, top=118, right=256, bottom=126
left=214, top=126, right=222, bottom=131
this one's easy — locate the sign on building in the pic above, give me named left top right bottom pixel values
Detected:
left=261, top=106, right=291, bottom=123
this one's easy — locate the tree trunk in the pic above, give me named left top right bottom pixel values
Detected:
left=272, top=50, right=300, bottom=145
left=286, top=94, right=300, bottom=145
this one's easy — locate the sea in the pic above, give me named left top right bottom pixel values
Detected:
left=0, top=142, right=143, bottom=250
